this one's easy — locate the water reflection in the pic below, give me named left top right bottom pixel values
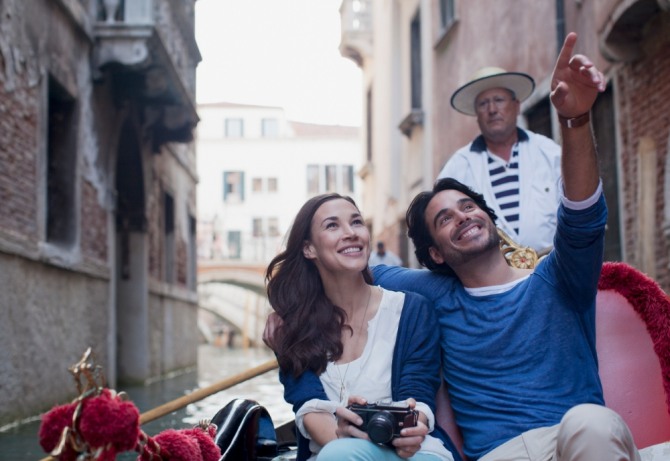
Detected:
left=0, top=345, right=292, bottom=461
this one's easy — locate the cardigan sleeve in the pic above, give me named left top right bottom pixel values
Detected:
left=391, top=291, right=442, bottom=414
left=279, top=367, right=328, bottom=414
left=393, top=291, right=464, bottom=461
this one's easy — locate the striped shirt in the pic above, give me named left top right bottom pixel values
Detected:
left=487, top=145, right=520, bottom=234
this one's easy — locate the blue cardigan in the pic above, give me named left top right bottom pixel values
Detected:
left=279, top=290, right=461, bottom=461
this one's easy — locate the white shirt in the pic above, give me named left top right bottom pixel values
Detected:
left=438, top=129, right=561, bottom=252
left=295, top=289, right=453, bottom=461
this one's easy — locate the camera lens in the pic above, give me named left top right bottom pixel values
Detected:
left=366, top=411, right=395, bottom=444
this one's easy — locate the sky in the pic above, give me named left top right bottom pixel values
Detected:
left=194, top=0, right=363, bottom=127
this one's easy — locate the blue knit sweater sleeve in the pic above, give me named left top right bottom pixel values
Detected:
left=371, top=265, right=452, bottom=302
left=393, top=291, right=463, bottom=461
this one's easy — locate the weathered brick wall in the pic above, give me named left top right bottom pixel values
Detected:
left=1, top=0, right=200, bottom=423
left=0, top=89, right=39, bottom=241
left=616, top=23, right=670, bottom=291
left=81, top=180, right=109, bottom=262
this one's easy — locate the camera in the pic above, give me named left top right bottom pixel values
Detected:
left=347, top=402, right=418, bottom=445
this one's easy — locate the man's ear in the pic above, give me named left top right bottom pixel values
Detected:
left=303, top=241, right=316, bottom=260
left=428, top=246, right=444, bottom=265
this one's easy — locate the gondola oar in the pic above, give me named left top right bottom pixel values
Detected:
left=140, top=358, right=279, bottom=424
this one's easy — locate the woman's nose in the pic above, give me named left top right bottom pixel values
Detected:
left=342, top=223, right=356, bottom=237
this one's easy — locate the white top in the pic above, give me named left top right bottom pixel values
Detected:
left=295, top=288, right=453, bottom=461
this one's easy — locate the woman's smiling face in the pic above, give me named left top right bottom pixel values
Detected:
left=303, top=198, right=370, bottom=276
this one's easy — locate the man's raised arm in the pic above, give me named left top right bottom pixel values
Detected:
left=550, top=32, right=606, bottom=201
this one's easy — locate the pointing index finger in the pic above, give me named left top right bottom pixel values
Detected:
left=556, top=32, right=578, bottom=71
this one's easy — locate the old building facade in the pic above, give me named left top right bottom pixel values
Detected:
left=340, top=0, right=670, bottom=290
left=0, top=0, right=200, bottom=424
left=196, top=102, right=361, bottom=347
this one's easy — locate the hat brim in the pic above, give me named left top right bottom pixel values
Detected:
left=450, top=72, right=535, bottom=116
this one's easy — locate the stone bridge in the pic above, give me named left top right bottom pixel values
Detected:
left=197, top=260, right=269, bottom=346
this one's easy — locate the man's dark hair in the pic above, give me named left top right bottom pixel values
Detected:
left=406, top=178, right=498, bottom=275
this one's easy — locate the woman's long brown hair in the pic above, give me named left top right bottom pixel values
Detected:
left=265, top=193, right=372, bottom=377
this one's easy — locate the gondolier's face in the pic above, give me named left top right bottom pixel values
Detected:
left=425, top=189, right=499, bottom=266
left=474, top=87, right=519, bottom=143
left=303, top=199, right=370, bottom=276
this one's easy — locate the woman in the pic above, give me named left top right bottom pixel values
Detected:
left=264, top=193, right=457, bottom=461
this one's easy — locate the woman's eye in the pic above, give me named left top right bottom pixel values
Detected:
left=326, top=222, right=337, bottom=229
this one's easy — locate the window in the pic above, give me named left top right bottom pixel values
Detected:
left=261, top=118, right=279, bottom=137
left=164, top=192, right=175, bottom=283
left=46, top=75, right=78, bottom=246
left=325, top=165, right=338, bottom=192
left=252, top=218, right=263, bottom=237
left=223, top=171, right=245, bottom=203
left=306, top=165, right=356, bottom=195
left=307, top=164, right=320, bottom=194
left=342, top=165, right=354, bottom=194
left=366, top=87, right=373, bottom=163
left=225, top=118, right=244, bottom=137
left=252, top=177, right=263, bottom=193
left=525, top=97, right=552, bottom=139
left=592, top=84, right=621, bottom=261
left=227, top=231, right=241, bottom=259
left=188, top=214, right=197, bottom=289
left=267, top=177, right=278, bottom=192
left=410, top=12, right=422, bottom=110
left=268, top=217, right=280, bottom=237
left=439, top=0, right=455, bottom=31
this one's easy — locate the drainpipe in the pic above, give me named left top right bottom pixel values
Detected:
left=556, top=0, right=565, bottom=56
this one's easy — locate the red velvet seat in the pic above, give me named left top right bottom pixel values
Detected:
left=436, top=261, right=670, bottom=459
left=596, top=262, right=670, bottom=449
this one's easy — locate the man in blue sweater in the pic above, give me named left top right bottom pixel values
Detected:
left=372, top=33, right=640, bottom=461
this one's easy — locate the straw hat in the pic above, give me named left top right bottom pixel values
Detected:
left=450, top=67, right=535, bottom=116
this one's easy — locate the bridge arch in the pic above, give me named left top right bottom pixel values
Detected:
left=197, top=261, right=269, bottom=346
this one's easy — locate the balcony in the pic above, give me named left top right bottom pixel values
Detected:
left=93, top=0, right=201, bottom=148
left=339, top=0, right=373, bottom=67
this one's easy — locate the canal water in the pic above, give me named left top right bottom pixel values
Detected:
left=0, top=345, right=293, bottom=461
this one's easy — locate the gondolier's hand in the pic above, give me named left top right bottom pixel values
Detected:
left=391, top=398, right=427, bottom=459
left=334, top=395, right=369, bottom=440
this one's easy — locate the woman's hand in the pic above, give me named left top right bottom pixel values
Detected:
left=333, top=395, right=369, bottom=440
left=391, top=398, right=428, bottom=459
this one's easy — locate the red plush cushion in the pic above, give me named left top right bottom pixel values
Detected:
left=596, top=289, right=670, bottom=448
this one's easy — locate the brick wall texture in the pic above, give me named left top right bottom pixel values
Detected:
left=616, top=26, right=670, bottom=290
left=0, top=85, right=40, bottom=241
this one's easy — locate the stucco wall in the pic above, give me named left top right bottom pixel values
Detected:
left=432, top=1, right=558, bottom=176
left=0, top=253, right=109, bottom=423
left=149, top=291, right=199, bottom=377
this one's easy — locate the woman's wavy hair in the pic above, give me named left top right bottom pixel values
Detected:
left=265, top=193, right=372, bottom=377
left=406, top=178, right=498, bottom=276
